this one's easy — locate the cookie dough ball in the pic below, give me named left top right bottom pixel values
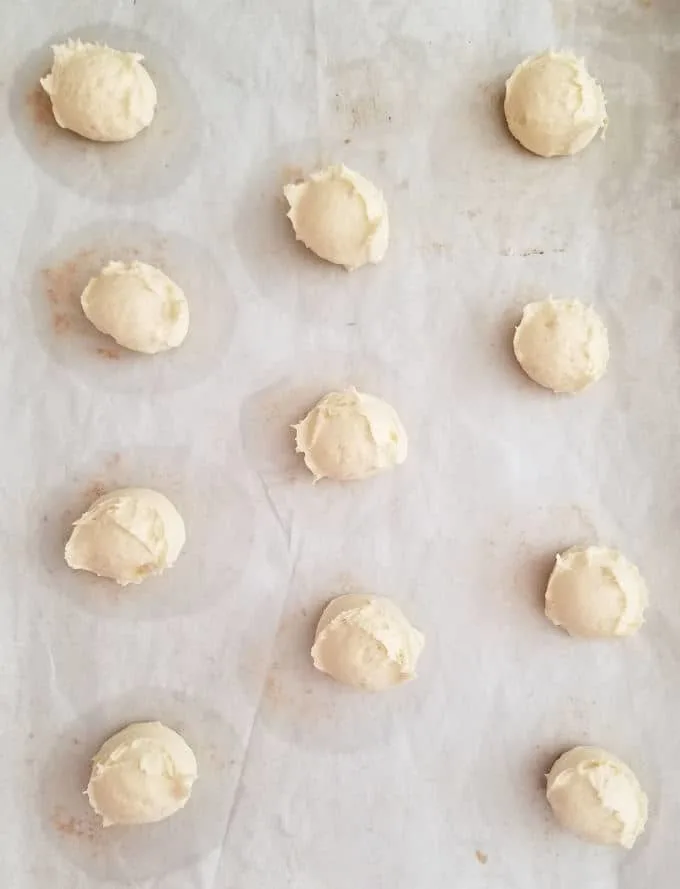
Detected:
left=504, top=51, right=607, bottom=157
left=283, top=165, right=389, bottom=270
left=40, top=39, right=157, bottom=142
left=65, top=488, right=185, bottom=586
left=546, top=545, right=648, bottom=638
left=80, top=261, right=189, bottom=354
left=293, top=387, right=407, bottom=482
left=513, top=298, right=609, bottom=393
left=311, top=594, right=425, bottom=691
left=546, top=746, right=648, bottom=848
left=86, top=722, right=198, bottom=826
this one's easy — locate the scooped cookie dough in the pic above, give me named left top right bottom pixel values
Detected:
left=65, top=488, right=185, bottom=586
left=81, top=261, right=189, bottom=354
left=283, top=165, right=389, bottom=270
left=293, top=387, right=407, bottom=482
left=40, top=39, right=157, bottom=142
left=546, top=545, right=648, bottom=638
left=504, top=51, right=607, bottom=157
left=546, top=746, right=648, bottom=848
left=311, top=593, right=425, bottom=691
left=513, top=298, right=609, bottom=393
left=87, top=722, right=198, bottom=826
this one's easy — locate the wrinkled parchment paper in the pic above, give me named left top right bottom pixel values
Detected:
left=2, top=1, right=679, bottom=887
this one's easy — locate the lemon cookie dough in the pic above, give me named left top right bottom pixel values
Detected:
left=546, top=545, right=648, bottom=638
left=311, top=594, right=424, bottom=691
left=293, top=387, right=407, bottom=482
left=87, top=722, right=198, bottom=826
left=504, top=51, right=607, bottom=157
left=41, top=39, right=157, bottom=142
left=81, top=261, right=189, bottom=354
left=65, top=488, right=186, bottom=585
left=513, top=298, right=609, bottom=393
left=283, top=165, right=389, bottom=270
left=546, top=746, right=648, bottom=848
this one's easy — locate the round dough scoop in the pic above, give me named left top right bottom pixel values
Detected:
left=311, top=593, right=425, bottom=691
left=86, top=722, right=198, bottom=826
left=513, top=298, right=609, bottom=393
left=545, top=545, right=648, bottom=638
left=284, top=164, right=389, bottom=270
left=293, top=387, right=407, bottom=482
left=504, top=51, right=607, bottom=158
left=546, top=746, right=648, bottom=848
left=65, top=488, right=186, bottom=586
left=80, top=261, right=189, bottom=354
left=41, top=39, right=157, bottom=142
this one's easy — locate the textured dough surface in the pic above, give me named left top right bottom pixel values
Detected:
left=545, top=545, right=648, bottom=637
left=504, top=51, right=607, bottom=157
left=293, top=387, right=407, bottom=482
left=513, top=298, right=609, bottom=393
left=311, top=593, right=425, bottom=691
left=65, top=488, right=186, bottom=585
left=86, top=722, right=198, bottom=826
left=546, top=746, right=648, bottom=848
left=41, top=39, right=157, bottom=142
left=81, top=260, right=189, bottom=354
left=284, top=165, right=389, bottom=270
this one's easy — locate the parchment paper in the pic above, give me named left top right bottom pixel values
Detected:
left=2, top=1, right=679, bottom=887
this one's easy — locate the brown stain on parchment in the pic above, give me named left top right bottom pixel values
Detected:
left=264, top=667, right=286, bottom=705
left=333, top=91, right=393, bottom=130
left=42, top=251, right=95, bottom=337
left=52, top=807, right=98, bottom=842
left=263, top=662, right=317, bottom=714
left=26, top=85, right=55, bottom=144
left=96, top=347, right=121, bottom=360
left=81, top=482, right=107, bottom=505
left=281, top=164, right=305, bottom=186
left=76, top=459, right=122, bottom=505
left=60, top=479, right=105, bottom=537
left=70, top=454, right=122, bottom=513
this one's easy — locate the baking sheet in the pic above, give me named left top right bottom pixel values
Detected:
left=2, top=0, right=680, bottom=886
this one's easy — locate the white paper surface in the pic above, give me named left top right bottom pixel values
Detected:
left=2, top=1, right=679, bottom=886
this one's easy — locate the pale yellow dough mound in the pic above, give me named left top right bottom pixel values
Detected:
left=311, top=593, right=425, bottom=691
left=65, top=488, right=186, bottom=586
left=504, top=51, right=607, bottom=157
left=41, top=39, right=157, bottom=142
left=293, top=387, right=407, bottom=482
left=513, top=298, right=609, bottom=393
left=284, top=165, right=389, bottom=270
left=80, top=261, right=189, bottom=354
left=546, top=746, right=648, bottom=848
left=87, top=722, right=198, bottom=826
left=545, top=545, right=648, bottom=638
